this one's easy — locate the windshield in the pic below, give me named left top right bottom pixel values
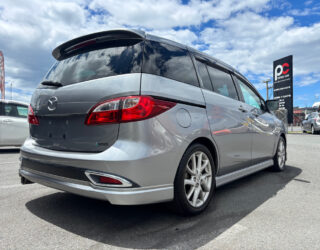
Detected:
left=44, top=40, right=143, bottom=86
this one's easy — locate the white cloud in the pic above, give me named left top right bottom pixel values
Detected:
left=89, top=0, right=202, bottom=29
left=150, top=29, right=198, bottom=46
left=305, top=0, right=313, bottom=6
left=288, top=6, right=320, bottom=16
left=200, top=12, right=320, bottom=85
left=89, top=0, right=270, bottom=30
left=4, top=84, right=32, bottom=103
left=0, top=0, right=275, bottom=94
left=297, top=73, right=320, bottom=86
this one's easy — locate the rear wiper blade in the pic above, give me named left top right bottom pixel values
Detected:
left=41, top=81, right=63, bottom=87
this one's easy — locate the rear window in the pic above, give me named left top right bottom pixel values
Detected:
left=143, top=41, right=198, bottom=86
left=44, top=40, right=143, bottom=86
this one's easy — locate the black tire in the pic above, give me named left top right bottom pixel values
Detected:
left=173, top=143, right=215, bottom=216
left=271, top=137, right=286, bottom=172
left=311, top=125, right=315, bottom=135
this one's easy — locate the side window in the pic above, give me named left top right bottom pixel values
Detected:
left=143, top=41, right=198, bottom=86
left=4, top=104, right=18, bottom=117
left=237, top=78, right=263, bottom=110
left=195, top=60, right=213, bottom=91
left=207, top=66, right=238, bottom=100
left=4, top=104, right=27, bottom=118
left=17, top=105, right=28, bottom=118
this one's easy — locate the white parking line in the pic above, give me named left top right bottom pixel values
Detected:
left=0, top=162, right=19, bottom=165
left=0, top=184, right=23, bottom=189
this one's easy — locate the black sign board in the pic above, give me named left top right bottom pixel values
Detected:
left=273, top=55, right=293, bottom=123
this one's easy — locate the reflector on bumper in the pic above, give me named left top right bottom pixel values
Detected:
left=85, top=171, right=133, bottom=187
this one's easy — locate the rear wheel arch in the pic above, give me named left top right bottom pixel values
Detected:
left=186, top=137, right=219, bottom=175
left=280, top=133, right=286, bottom=146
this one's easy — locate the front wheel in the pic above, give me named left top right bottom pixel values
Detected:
left=272, top=137, right=286, bottom=172
left=311, top=125, right=315, bottom=134
left=173, top=144, right=215, bottom=215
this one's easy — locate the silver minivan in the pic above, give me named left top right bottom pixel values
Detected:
left=20, top=29, right=287, bottom=215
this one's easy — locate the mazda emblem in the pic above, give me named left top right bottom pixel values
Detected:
left=48, top=96, right=58, bottom=111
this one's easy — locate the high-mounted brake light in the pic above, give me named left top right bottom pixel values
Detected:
left=28, top=105, right=39, bottom=125
left=85, top=96, right=176, bottom=125
left=65, top=39, right=97, bottom=52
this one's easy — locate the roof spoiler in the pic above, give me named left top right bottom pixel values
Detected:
left=52, top=29, right=146, bottom=61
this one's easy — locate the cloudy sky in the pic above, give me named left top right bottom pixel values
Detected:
left=0, top=0, right=319, bottom=107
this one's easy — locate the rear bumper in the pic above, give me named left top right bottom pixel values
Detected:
left=19, top=105, right=211, bottom=205
left=19, top=168, right=173, bottom=205
left=19, top=131, right=182, bottom=205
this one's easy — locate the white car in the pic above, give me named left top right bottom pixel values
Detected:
left=0, top=100, right=29, bottom=147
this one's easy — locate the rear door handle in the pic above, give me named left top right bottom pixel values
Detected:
left=251, top=109, right=259, bottom=117
left=238, top=106, right=247, bottom=113
left=3, top=119, right=13, bottom=123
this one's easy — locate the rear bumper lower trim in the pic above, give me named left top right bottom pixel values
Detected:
left=20, top=169, right=173, bottom=205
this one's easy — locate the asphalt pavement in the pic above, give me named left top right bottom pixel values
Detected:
left=0, top=134, right=320, bottom=249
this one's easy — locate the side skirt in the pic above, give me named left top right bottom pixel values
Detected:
left=216, top=159, right=274, bottom=187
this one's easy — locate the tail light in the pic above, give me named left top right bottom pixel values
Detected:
left=85, top=96, right=176, bottom=125
left=28, top=105, right=39, bottom=125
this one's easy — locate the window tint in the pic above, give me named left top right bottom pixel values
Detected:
left=237, top=79, right=263, bottom=110
left=4, top=104, right=28, bottom=118
left=196, top=60, right=213, bottom=91
left=207, top=66, right=238, bottom=100
left=17, top=105, right=28, bottom=118
left=44, top=40, right=143, bottom=86
left=143, top=41, right=198, bottom=86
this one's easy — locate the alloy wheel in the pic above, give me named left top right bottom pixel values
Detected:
left=184, top=151, right=212, bottom=208
left=277, top=140, right=286, bottom=169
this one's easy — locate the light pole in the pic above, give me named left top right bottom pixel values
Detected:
left=263, top=79, right=272, bottom=100
left=10, top=81, right=13, bottom=100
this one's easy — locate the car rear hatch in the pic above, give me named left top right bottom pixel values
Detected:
left=30, top=30, right=145, bottom=152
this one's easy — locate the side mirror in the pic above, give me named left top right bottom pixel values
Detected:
left=266, top=99, right=279, bottom=112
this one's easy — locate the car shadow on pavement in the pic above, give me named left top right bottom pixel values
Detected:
left=26, top=165, right=301, bottom=249
left=0, top=148, right=20, bottom=154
